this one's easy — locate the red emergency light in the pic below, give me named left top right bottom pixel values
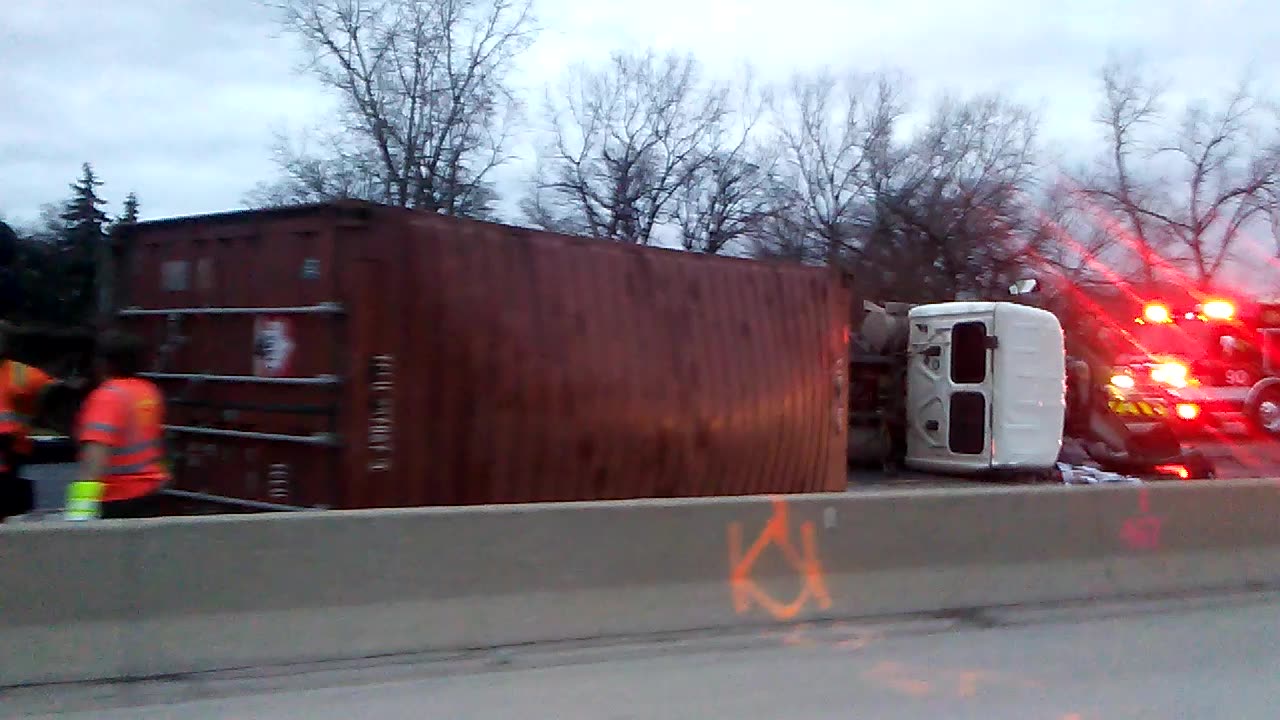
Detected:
left=1175, top=402, right=1200, bottom=420
left=1154, top=464, right=1191, bottom=480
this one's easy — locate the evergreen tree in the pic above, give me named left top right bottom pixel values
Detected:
left=104, top=191, right=140, bottom=320
left=60, top=162, right=109, bottom=235
left=116, top=192, right=140, bottom=226
left=2, top=169, right=137, bottom=327
left=57, top=163, right=110, bottom=325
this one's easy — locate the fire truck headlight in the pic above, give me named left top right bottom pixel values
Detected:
left=1110, top=374, right=1136, bottom=389
left=1151, top=361, right=1190, bottom=388
left=1144, top=303, right=1173, bottom=323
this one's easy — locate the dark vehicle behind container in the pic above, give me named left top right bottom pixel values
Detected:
left=112, top=202, right=850, bottom=509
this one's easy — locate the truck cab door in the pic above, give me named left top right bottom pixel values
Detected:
left=905, top=314, right=994, bottom=472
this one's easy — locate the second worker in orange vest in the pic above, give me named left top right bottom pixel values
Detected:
left=0, top=324, right=85, bottom=520
left=76, top=331, right=170, bottom=519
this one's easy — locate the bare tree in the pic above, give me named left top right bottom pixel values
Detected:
left=746, top=195, right=815, bottom=262
left=1161, top=79, right=1280, bottom=283
left=865, top=93, right=1045, bottom=300
left=245, top=129, right=385, bottom=207
left=1029, top=180, right=1124, bottom=286
left=762, top=70, right=905, bottom=268
left=259, top=0, right=535, bottom=218
left=524, top=50, right=728, bottom=245
left=1076, top=58, right=1168, bottom=284
left=1079, top=59, right=1280, bottom=288
left=1270, top=187, right=1280, bottom=255
left=672, top=72, right=777, bottom=254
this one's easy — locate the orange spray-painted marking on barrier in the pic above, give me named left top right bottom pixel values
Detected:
left=1119, top=486, right=1163, bottom=551
left=728, top=498, right=832, bottom=621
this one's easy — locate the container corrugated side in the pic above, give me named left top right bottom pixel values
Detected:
left=394, top=211, right=849, bottom=505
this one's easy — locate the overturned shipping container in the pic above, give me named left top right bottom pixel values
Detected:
left=112, top=202, right=850, bottom=509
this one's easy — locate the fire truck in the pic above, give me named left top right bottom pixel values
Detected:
left=1106, top=296, right=1280, bottom=436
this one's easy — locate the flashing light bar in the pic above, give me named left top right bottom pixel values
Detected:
left=1201, top=300, right=1235, bottom=320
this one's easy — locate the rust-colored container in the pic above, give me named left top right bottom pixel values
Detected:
left=114, top=202, right=849, bottom=509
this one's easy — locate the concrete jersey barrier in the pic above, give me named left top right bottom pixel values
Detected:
left=3, top=479, right=1280, bottom=687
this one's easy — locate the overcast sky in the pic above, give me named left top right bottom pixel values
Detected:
left=1, top=0, right=1275, bottom=231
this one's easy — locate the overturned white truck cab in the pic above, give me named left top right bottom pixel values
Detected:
left=849, top=300, right=1067, bottom=476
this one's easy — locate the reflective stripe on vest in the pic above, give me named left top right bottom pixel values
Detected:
left=0, top=362, right=35, bottom=435
left=0, top=362, right=12, bottom=469
left=1, top=363, right=19, bottom=427
left=97, top=383, right=166, bottom=476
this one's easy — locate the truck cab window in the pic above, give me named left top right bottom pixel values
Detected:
left=951, top=321, right=987, bottom=384
left=949, top=391, right=986, bottom=455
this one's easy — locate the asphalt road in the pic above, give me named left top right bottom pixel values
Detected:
left=8, top=592, right=1277, bottom=719
left=1198, top=435, right=1280, bottom=478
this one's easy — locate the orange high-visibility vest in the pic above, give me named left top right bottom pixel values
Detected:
left=0, top=360, right=53, bottom=470
left=77, top=378, right=169, bottom=502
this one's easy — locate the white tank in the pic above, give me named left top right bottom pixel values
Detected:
left=903, top=301, right=1065, bottom=474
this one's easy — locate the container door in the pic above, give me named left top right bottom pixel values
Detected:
left=117, top=303, right=346, bottom=512
left=113, top=212, right=359, bottom=512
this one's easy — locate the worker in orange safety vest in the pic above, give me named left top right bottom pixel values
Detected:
left=71, top=330, right=170, bottom=519
left=0, top=325, right=85, bottom=520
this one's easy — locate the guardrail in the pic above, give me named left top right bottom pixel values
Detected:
left=3, top=480, right=1280, bottom=687
left=25, top=435, right=76, bottom=465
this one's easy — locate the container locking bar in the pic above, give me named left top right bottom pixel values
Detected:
left=163, top=424, right=340, bottom=446
left=158, top=489, right=316, bottom=513
left=118, top=302, right=344, bottom=316
left=141, top=372, right=341, bottom=386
